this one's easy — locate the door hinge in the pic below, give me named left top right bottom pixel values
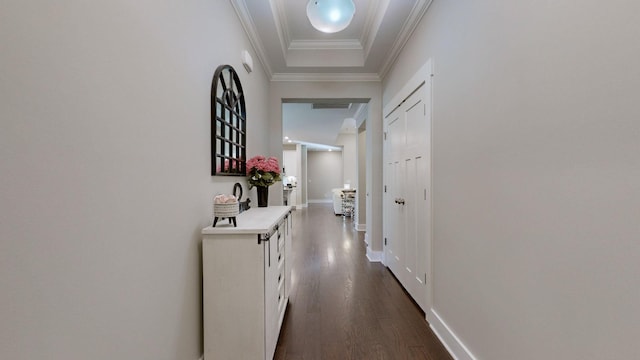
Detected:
left=384, top=237, right=387, bottom=246
left=384, top=132, right=387, bottom=140
left=424, top=273, right=427, bottom=284
left=384, top=185, right=387, bottom=193
left=424, top=189, right=427, bottom=200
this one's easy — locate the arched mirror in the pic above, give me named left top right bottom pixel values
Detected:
left=211, top=65, right=246, bottom=176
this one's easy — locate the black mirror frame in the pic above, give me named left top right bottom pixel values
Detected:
left=211, top=64, right=247, bottom=176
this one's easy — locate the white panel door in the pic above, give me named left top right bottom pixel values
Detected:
left=403, top=157, right=418, bottom=300
left=384, top=112, right=403, bottom=271
left=384, top=160, right=395, bottom=269
left=403, top=155, right=429, bottom=312
left=403, top=85, right=429, bottom=312
left=405, top=86, right=426, bottom=154
left=387, top=113, right=404, bottom=160
left=387, top=160, right=404, bottom=275
left=395, top=160, right=407, bottom=283
left=382, top=60, right=432, bottom=313
left=414, top=155, right=430, bottom=311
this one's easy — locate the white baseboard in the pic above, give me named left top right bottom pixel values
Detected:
left=355, top=223, right=366, bottom=231
left=428, top=309, right=477, bottom=360
left=366, top=247, right=383, bottom=262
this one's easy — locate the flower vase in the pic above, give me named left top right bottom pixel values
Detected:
left=256, top=186, right=269, bottom=207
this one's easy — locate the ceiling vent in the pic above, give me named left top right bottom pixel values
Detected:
left=312, top=103, right=352, bottom=110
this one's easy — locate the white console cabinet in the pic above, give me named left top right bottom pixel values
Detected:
left=202, top=206, right=293, bottom=360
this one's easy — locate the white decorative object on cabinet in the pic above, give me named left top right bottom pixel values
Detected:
left=202, top=206, right=293, bottom=360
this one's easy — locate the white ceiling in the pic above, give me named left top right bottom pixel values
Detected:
left=231, top=0, right=431, bottom=80
left=231, top=0, right=431, bottom=148
left=282, top=101, right=366, bottom=150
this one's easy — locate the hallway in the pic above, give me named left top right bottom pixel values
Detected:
left=275, top=204, right=452, bottom=360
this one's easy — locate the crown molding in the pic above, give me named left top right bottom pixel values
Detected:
left=361, top=0, right=390, bottom=60
left=379, top=0, right=433, bottom=80
left=271, top=72, right=381, bottom=82
left=360, top=0, right=379, bottom=46
left=270, top=0, right=290, bottom=60
left=230, top=0, right=273, bottom=78
left=289, top=39, right=363, bottom=50
left=353, top=103, right=368, bottom=121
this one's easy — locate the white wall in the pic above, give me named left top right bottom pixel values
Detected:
left=301, top=145, right=308, bottom=205
left=0, top=1, right=270, bottom=359
left=283, top=145, right=298, bottom=176
left=384, top=1, right=640, bottom=359
left=335, top=133, right=357, bottom=187
left=356, top=128, right=367, bottom=230
left=283, top=144, right=302, bottom=207
left=283, top=144, right=297, bottom=175
left=307, top=151, right=343, bottom=201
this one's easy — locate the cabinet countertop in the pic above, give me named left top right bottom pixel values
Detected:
left=202, top=206, right=292, bottom=236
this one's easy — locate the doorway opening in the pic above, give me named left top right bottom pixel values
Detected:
left=281, top=98, right=368, bottom=233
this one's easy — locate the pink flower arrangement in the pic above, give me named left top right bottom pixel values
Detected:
left=246, top=155, right=282, bottom=188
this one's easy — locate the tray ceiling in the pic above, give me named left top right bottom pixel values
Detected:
left=231, top=0, right=432, bottom=81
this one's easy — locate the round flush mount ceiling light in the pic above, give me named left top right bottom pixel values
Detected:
left=306, top=0, right=356, bottom=34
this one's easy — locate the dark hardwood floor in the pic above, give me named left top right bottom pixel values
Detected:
left=275, top=204, right=452, bottom=360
